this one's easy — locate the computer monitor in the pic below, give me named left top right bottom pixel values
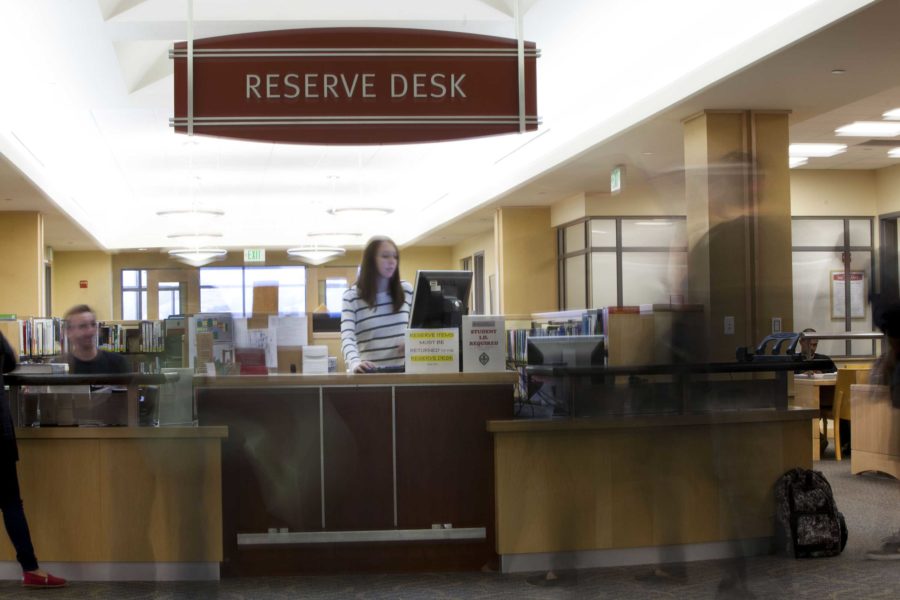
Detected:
left=526, top=335, right=606, bottom=367
left=408, top=270, right=473, bottom=329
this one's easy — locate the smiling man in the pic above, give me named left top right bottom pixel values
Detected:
left=62, top=305, right=129, bottom=375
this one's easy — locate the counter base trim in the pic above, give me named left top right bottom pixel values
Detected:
left=238, top=527, right=486, bottom=545
left=499, top=537, right=771, bottom=574
left=0, top=561, right=219, bottom=582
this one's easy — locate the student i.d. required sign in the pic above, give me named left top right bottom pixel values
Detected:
left=171, top=28, right=540, bottom=145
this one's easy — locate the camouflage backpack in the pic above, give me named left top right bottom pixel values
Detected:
left=775, top=468, right=848, bottom=558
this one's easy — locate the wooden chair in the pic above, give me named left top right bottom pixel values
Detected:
left=821, top=368, right=870, bottom=460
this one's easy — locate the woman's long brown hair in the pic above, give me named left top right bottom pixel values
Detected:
left=356, top=236, right=404, bottom=312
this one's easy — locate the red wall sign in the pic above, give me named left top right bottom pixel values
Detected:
left=172, top=28, right=539, bottom=145
left=79, top=280, right=88, bottom=289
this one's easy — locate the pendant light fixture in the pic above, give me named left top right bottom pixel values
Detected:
left=287, top=244, right=346, bottom=265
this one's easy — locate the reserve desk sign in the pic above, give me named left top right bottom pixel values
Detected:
left=171, top=28, right=540, bottom=144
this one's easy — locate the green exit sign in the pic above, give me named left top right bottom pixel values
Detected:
left=244, top=248, right=266, bottom=263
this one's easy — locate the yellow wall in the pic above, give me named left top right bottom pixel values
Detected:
left=398, top=246, right=453, bottom=283
left=496, top=207, right=557, bottom=315
left=875, top=163, right=900, bottom=214
left=550, top=174, right=686, bottom=228
left=52, top=251, right=114, bottom=320
left=452, top=229, right=496, bottom=313
left=791, top=169, right=877, bottom=216
left=0, top=212, right=45, bottom=317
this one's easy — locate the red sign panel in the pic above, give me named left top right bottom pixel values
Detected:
left=172, top=28, right=539, bottom=145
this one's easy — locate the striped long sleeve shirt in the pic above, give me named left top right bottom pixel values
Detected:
left=341, top=281, right=413, bottom=372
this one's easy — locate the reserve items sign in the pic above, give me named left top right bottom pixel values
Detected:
left=405, top=328, right=459, bottom=373
left=172, top=28, right=539, bottom=145
left=461, top=315, right=506, bottom=372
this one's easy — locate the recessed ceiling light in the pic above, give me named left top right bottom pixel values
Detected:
left=789, top=157, right=808, bottom=168
left=830, top=69, right=846, bottom=75
left=835, top=121, right=900, bottom=137
left=326, top=207, right=394, bottom=216
left=883, top=108, right=900, bottom=120
left=888, top=148, right=900, bottom=158
left=789, top=143, right=847, bottom=157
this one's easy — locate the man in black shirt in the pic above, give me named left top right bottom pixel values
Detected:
left=797, top=328, right=837, bottom=374
left=63, top=305, right=129, bottom=374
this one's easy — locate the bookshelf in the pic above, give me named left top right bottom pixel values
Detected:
left=0, top=316, right=166, bottom=372
left=0, top=316, right=64, bottom=359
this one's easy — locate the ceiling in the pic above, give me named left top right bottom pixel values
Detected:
left=2, top=0, right=900, bottom=252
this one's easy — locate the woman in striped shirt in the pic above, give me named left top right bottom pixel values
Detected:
left=341, top=236, right=413, bottom=373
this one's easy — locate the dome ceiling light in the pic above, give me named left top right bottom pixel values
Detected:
left=287, top=245, right=346, bottom=265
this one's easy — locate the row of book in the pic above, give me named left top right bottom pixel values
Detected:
left=0, top=317, right=165, bottom=358
left=6, top=317, right=64, bottom=358
left=97, top=321, right=165, bottom=353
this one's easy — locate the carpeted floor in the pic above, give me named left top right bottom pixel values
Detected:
left=0, top=457, right=896, bottom=599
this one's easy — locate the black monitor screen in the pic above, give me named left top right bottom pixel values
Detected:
left=526, top=335, right=606, bottom=367
left=408, top=270, right=473, bottom=329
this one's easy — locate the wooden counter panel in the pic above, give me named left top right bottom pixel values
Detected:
left=322, top=387, right=394, bottom=530
left=198, top=380, right=514, bottom=574
left=197, top=387, right=322, bottom=561
left=0, top=439, right=103, bottom=561
left=851, top=384, right=900, bottom=479
left=494, top=418, right=810, bottom=555
left=395, top=385, right=513, bottom=530
left=0, top=436, right=224, bottom=562
left=99, top=438, right=222, bottom=561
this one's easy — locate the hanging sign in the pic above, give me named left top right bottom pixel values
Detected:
left=171, top=28, right=539, bottom=145
left=831, top=271, right=866, bottom=319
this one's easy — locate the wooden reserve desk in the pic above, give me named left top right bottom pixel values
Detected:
left=0, top=426, right=227, bottom=581
left=487, top=360, right=820, bottom=573
left=194, top=371, right=516, bottom=576
left=488, top=409, right=815, bottom=573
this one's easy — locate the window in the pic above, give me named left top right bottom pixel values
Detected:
left=791, top=217, right=874, bottom=357
left=460, top=254, right=485, bottom=314
left=558, top=217, right=687, bottom=309
left=473, top=252, right=485, bottom=314
left=324, top=278, right=348, bottom=313
left=199, top=266, right=306, bottom=316
left=121, top=269, right=148, bottom=320
left=158, top=282, right=181, bottom=319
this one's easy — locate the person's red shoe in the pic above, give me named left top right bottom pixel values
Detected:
left=22, top=571, right=67, bottom=588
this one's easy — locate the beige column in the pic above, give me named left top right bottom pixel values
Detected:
left=0, top=211, right=45, bottom=316
left=683, top=111, right=793, bottom=361
left=495, top=206, right=557, bottom=315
